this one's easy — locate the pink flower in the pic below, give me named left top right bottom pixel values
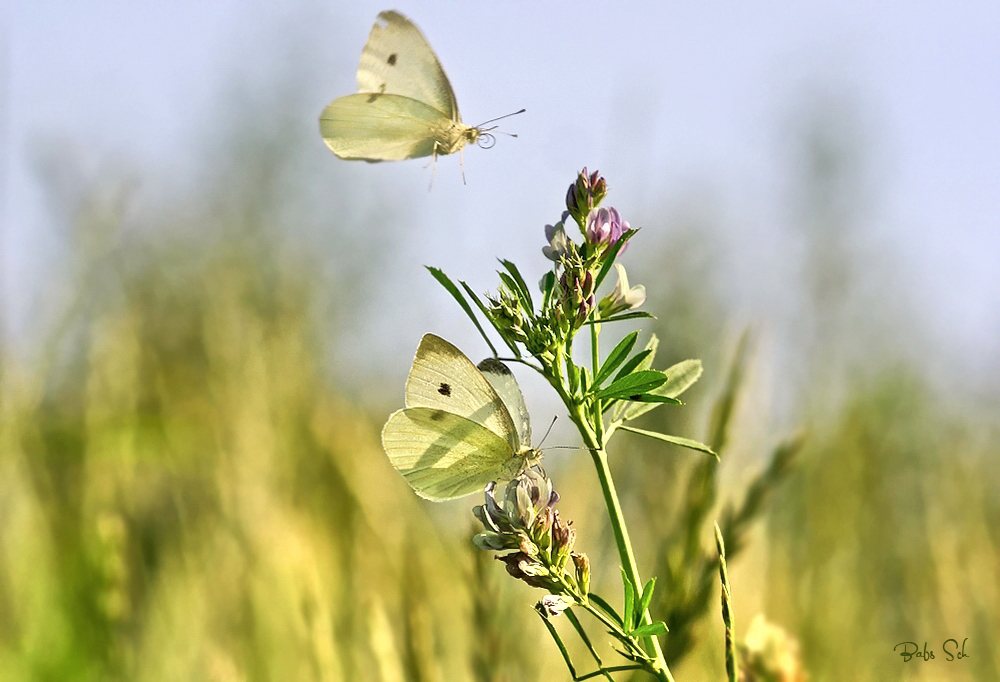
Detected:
left=585, top=207, right=629, bottom=252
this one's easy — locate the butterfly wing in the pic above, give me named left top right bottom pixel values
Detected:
left=381, top=407, right=522, bottom=500
left=357, top=10, right=459, bottom=122
left=320, top=93, right=449, bottom=160
left=477, top=358, right=532, bottom=450
left=404, top=334, right=521, bottom=451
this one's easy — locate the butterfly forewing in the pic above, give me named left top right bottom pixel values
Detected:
left=381, top=407, right=521, bottom=500
left=477, top=358, right=532, bottom=450
left=357, top=10, right=459, bottom=121
left=405, top=334, right=521, bottom=451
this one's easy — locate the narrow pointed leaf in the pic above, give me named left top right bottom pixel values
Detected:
left=584, top=310, right=655, bottom=326
left=540, top=270, right=556, bottom=310
left=626, top=394, right=681, bottom=405
left=593, top=370, right=666, bottom=401
left=427, top=267, right=497, bottom=356
left=594, top=228, right=638, bottom=289
left=621, top=568, right=636, bottom=632
left=459, top=280, right=520, bottom=357
left=618, top=425, right=718, bottom=459
left=638, top=577, right=656, bottom=623
left=593, top=331, right=638, bottom=388
left=624, top=358, right=703, bottom=420
left=587, top=593, right=624, bottom=627
left=499, top=259, right=533, bottom=311
left=613, top=335, right=659, bottom=420
left=498, top=271, right=531, bottom=315
left=630, top=622, right=668, bottom=638
left=612, top=349, right=652, bottom=383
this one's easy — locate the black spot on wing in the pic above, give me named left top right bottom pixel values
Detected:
left=438, top=383, right=452, bottom=397
left=387, top=53, right=397, bottom=65
left=366, top=93, right=379, bottom=103
left=477, top=358, right=512, bottom=376
left=429, top=410, right=446, bottom=422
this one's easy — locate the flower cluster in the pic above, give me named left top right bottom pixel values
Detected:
left=536, top=169, right=645, bottom=341
left=483, top=168, right=646, bottom=351
left=473, top=467, right=591, bottom=604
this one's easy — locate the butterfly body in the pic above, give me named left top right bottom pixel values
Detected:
left=382, top=334, right=540, bottom=501
left=321, top=11, right=481, bottom=162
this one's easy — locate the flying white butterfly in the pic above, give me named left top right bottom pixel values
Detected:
left=381, top=334, right=540, bottom=501
left=319, top=10, right=521, bottom=166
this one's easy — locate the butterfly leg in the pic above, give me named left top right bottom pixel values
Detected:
left=425, top=142, right=440, bottom=191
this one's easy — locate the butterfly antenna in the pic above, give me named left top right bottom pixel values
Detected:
left=537, top=415, right=558, bottom=448
left=474, top=108, right=526, bottom=128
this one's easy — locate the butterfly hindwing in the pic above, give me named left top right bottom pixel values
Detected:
left=477, top=357, right=532, bottom=451
left=381, top=407, right=521, bottom=501
left=320, top=93, right=444, bottom=160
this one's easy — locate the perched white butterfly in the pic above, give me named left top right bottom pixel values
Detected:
left=381, top=333, right=540, bottom=501
left=320, top=10, right=521, bottom=165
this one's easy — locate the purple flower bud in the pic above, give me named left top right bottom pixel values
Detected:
left=499, top=552, right=552, bottom=589
left=566, top=168, right=608, bottom=226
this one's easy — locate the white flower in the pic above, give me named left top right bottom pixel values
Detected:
left=542, top=218, right=573, bottom=262
left=598, top=264, right=646, bottom=317
left=537, top=594, right=572, bottom=617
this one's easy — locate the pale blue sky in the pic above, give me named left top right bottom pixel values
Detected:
left=3, top=1, right=999, bottom=396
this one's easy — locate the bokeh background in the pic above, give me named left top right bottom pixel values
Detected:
left=2, top=2, right=998, bottom=680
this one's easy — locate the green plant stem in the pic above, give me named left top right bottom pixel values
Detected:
left=571, top=407, right=674, bottom=682
left=542, top=344, right=673, bottom=681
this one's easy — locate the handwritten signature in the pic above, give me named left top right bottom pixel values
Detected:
left=894, top=639, right=970, bottom=662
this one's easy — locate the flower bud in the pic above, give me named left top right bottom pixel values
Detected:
left=572, top=553, right=591, bottom=596
left=566, top=168, right=608, bottom=226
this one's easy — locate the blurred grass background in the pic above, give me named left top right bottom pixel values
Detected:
left=3, top=11, right=1000, bottom=682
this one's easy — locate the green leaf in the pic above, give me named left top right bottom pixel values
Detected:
left=592, top=331, right=638, bottom=389
left=630, top=622, right=668, bottom=638
left=498, top=272, right=531, bottom=315
left=427, top=267, right=497, bottom=356
left=459, top=281, right=520, bottom=358
left=592, top=370, right=667, bottom=401
left=625, top=394, right=681, bottom=405
left=540, top=270, right=556, bottom=310
left=618, top=425, right=718, bottom=459
left=623, top=358, right=702, bottom=420
left=499, top=259, right=533, bottom=311
left=594, top=228, right=638, bottom=290
left=613, top=335, right=659, bottom=421
left=637, top=577, right=656, bottom=625
left=587, top=593, right=623, bottom=627
left=583, top=311, right=655, bottom=326
left=612, top=349, right=651, bottom=383
left=621, top=568, right=636, bottom=632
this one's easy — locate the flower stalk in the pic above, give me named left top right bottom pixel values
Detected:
left=431, top=168, right=722, bottom=680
